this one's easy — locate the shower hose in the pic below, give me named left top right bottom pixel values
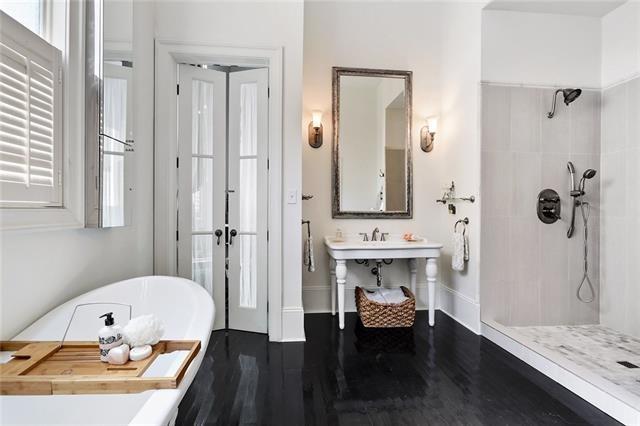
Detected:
left=577, top=197, right=595, bottom=303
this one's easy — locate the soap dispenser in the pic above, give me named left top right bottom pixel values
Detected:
left=98, top=312, right=123, bottom=362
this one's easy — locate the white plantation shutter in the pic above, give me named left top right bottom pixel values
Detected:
left=0, top=10, right=62, bottom=207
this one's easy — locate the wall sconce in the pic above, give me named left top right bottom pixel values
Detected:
left=420, top=117, right=438, bottom=152
left=308, top=110, right=323, bottom=148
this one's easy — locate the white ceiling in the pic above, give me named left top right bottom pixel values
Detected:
left=484, top=0, right=627, bottom=17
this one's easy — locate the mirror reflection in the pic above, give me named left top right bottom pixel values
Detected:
left=101, top=0, right=133, bottom=227
left=102, top=60, right=133, bottom=227
left=85, top=0, right=134, bottom=228
left=333, top=68, right=412, bottom=218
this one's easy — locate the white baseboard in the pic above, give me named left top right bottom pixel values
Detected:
left=482, top=321, right=640, bottom=425
left=438, top=285, right=481, bottom=334
left=280, top=307, right=306, bottom=342
left=303, top=283, right=431, bottom=314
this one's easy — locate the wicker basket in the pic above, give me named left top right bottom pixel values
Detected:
left=355, top=286, right=416, bottom=328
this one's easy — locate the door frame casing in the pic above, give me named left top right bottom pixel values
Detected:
left=154, top=40, right=283, bottom=342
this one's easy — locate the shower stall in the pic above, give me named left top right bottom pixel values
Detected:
left=480, top=75, right=640, bottom=424
left=479, top=17, right=640, bottom=420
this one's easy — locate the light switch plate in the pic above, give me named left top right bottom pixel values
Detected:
left=287, top=190, right=298, bottom=204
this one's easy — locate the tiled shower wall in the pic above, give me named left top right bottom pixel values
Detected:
left=480, top=84, right=601, bottom=327
left=600, top=76, right=640, bottom=339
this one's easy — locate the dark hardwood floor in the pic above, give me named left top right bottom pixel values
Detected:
left=177, top=311, right=618, bottom=425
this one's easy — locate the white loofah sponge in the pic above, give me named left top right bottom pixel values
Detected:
left=123, top=314, right=164, bottom=347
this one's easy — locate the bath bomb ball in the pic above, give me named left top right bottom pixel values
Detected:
left=129, top=345, right=152, bottom=361
left=107, top=344, right=130, bottom=365
left=123, top=314, right=165, bottom=347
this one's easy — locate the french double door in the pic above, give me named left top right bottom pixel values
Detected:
left=177, top=64, right=269, bottom=333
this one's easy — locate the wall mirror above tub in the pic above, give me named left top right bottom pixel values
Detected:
left=85, top=0, right=134, bottom=228
left=332, top=67, right=412, bottom=218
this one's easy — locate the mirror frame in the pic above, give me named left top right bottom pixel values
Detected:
left=332, top=67, right=413, bottom=219
left=85, top=0, right=102, bottom=227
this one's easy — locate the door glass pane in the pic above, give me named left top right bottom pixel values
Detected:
left=239, top=82, right=257, bottom=156
left=192, top=80, right=214, bottom=155
left=102, top=153, right=124, bottom=227
left=239, top=158, right=256, bottom=232
left=192, top=234, right=212, bottom=295
left=192, top=157, right=213, bottom=232
left=239, top=234, right=257, bottom=308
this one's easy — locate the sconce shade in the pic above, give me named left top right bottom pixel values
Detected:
left=427, top=117, right=438, bottom=134
left=312, top=110, right=322, bottom=128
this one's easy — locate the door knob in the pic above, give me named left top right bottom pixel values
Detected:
left=214, top=229, right=223, bottom=245
left=229, top=229, right=238, bottom=245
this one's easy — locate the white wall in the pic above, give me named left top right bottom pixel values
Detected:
left=601, top=1, right=640, bottom=88
left=153, top=1, right=305, bottom=340
left=482, top=10, right=601, bottom=88
left=0, top=1, right=155, bottom=340
left=438, top=3, right=483, bottom=331
left=302, top=1, right=441, bottom=314
left=302, top=2, right=483, bottom=332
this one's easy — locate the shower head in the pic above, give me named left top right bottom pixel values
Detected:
left=562, top=88, right=582, bottom=105
left=547, top=88, right=583, bottom=118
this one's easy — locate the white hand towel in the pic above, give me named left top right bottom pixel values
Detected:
left=452, top=230, right=465, bottom=272
left=304, top=236, right=315, bottom=272
left=464, top=233, right=469, bottom=262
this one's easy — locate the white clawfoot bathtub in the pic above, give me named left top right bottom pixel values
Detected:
left=0, top=276, right=214, bottom=425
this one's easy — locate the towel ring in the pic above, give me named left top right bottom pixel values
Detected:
left=455, top=217, right=469, bottom=234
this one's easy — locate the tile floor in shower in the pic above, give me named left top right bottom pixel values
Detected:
left=511, top=324, right=640, bottom=401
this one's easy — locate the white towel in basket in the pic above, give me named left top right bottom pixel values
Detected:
left=364, top=288, right=408, bottom=304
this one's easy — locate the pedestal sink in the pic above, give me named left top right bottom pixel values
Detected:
left=324, top=235, right=443, bottom=330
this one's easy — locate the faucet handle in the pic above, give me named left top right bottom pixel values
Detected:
left=381, top=233, right=389, bottom=241
left=358, top=232, right=369, bottom=242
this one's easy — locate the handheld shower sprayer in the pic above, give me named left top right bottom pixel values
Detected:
left=579, top=169, right=597, bottom=194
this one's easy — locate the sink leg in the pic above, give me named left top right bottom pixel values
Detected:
left=426, top=258, right=437, bottom=327
left=330, top=259, right=336, bottom=316
left=336, top=260, right=347, bottom=330
left=408, top=258, right=417, bottom=297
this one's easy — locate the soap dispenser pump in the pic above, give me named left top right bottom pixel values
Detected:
left=98, top=312, right=123, bottom=362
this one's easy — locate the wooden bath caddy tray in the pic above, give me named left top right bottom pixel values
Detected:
left=0, top=340, right=200, bottom=395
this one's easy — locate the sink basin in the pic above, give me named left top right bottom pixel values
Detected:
left=324, top=235, right=442, bottom=253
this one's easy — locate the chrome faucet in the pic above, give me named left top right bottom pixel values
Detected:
left=371, top=227, right=380, bottom=241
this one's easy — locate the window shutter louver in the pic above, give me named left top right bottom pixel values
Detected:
left=0, top=10, right=62, bottom=207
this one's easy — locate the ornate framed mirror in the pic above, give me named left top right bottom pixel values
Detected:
left=332, top=67, right=412, bottom=219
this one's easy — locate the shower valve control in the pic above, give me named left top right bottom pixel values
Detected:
left=537, top=189, right=561, bottom=224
